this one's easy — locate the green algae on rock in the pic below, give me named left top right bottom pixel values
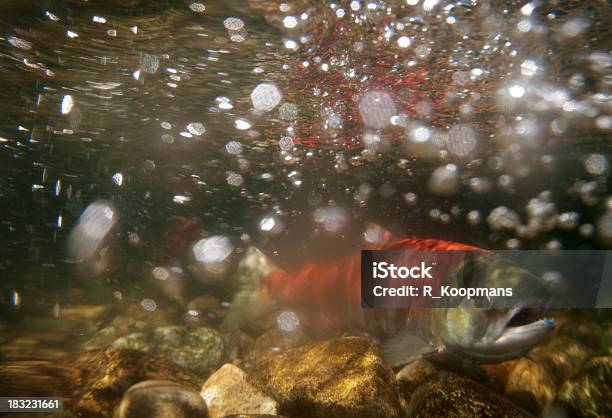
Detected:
left=248, top=336, right=404, bottom=418
left=406, top=372, right=534, bottom=418
left=558, top=356, right=612, bottom=418
left=111, top=326, right=225, bottom=375
left=83, top=302, right=179, bottom=351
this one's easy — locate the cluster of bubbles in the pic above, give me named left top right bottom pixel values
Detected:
left=223, top=17, right=247, bottom=43
left=21, top=0, right=609, bottom=315
left=313, top=206, right=349, bottom=233
left=245, top=0, right=612, bottom=250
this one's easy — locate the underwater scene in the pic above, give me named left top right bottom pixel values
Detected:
left=0, top=0, right=610, bottom=417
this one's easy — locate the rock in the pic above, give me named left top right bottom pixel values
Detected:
left=558, top=318, right=603, bottom=350
left=396, top=359, right=437, bottom=396
left=503, top=359, right=557, bottom=416
left=59, top=304, right=117, bottom=323
left=484, top=333, right=594, bottom=415
left=224, top=331, right=255, bottom=365
left=219, top=416, right=284, bottom=418
left=248, top=336, right=404, bottom=418
left=116, top=380, right=208, bottom=418
left=543, top=402, right=575, bottom=418
left=557, top=356, right=612, bottom=418
left=184, top=295, right=228, bottom=328
left=604, top=323, right=612, bottom=356
left=406, top=372, right=534, bottom=417
left=84, top=325, right=123, bottom=351
left=244, top=327, right=311, bottom=367
left=1, top=304, right=121, bottom=360
left=219, top=415, right=285, bottom=418
left=124, top=301, right=179, bottom=325
left=83, top=302, right=178, bottom=351
left=200, top=364, right=278, bottom=418
left=0, top=348, right=203, bottom=417
left=532, top=336, right=593, bottom=383
left=111, top=326, right=224, bottom=375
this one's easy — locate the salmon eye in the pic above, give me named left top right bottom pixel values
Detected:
left=473, top=294, right=492, bottom=309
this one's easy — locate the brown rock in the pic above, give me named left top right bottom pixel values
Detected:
left=485, top=333, right=594, bottom=415
left=396, top=359, right=437, bottom=397
left=219, top=415, right=286, bottom=418
left=504, top=359, right=557, bottom=416
left=406, top=372, right=534, bottom=418
left=532, top=336, right=593, bottom=383
left=0, top=348, right=203, bottom=417
left=244, top=327, right=312, bottom=367
left=558, top=318, right=604, bottom=350
left=116, top=380, right=208, bottom=418
left=200, top=364, right=278, bottom=418
left=558, top=356, right=612, bottom=418
left=224, top=331, right=256, bottom=365
left=59, top=304, right=117, bottom=323
left=248, top=336, right=404, bottom=418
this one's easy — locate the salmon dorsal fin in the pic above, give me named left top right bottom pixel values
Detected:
left=380, top=328, right=441, bottom=368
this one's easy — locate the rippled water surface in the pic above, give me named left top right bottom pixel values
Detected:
left=0, top=0, right=610, bottom=373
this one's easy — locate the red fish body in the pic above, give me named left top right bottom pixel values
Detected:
left=259, top=238, right=483, bottom=338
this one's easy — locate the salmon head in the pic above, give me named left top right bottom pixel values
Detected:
left=430, top=254, right=556, bottom=363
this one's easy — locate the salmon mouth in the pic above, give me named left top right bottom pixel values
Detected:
left=460, top=306, right=556, bottom=363
left=484, top=307, right=556, bottom=359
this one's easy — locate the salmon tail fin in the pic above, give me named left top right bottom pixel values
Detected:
left=220, top=246, right=277, bottom=333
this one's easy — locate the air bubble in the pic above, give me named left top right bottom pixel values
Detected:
left=359, top=90, right=397, bottom=129
left=140, top=299, right=157, bottom=312
left=277, top=311, right=300, bottom=331
left=428, top=164, right=460, bottom=195
left=251, top=83, right=282, bottom=112
left=141, top=54, right=160, bottom=74
left=584, top=154, right=608, bottom=176
left=224, top=17, right=244, bottom=31
left=225, top=141, right=242, bottom=155
left=260, top=216, right=284, bottom=236
left=189, top=2, right=206, bottom=12
left=447, top=124, right=477, bottom=156
left=187, top=122, right=206, bottom=136
left=487, top=207, right=520, bottom=231
left=226, top=171, right=244, bottom=186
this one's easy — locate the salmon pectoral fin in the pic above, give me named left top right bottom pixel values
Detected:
left=219, top=247, right=278, bottom=333
left=380, top=328, right=441, bottom=369
left=220, top=283, right=273, bottom=333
